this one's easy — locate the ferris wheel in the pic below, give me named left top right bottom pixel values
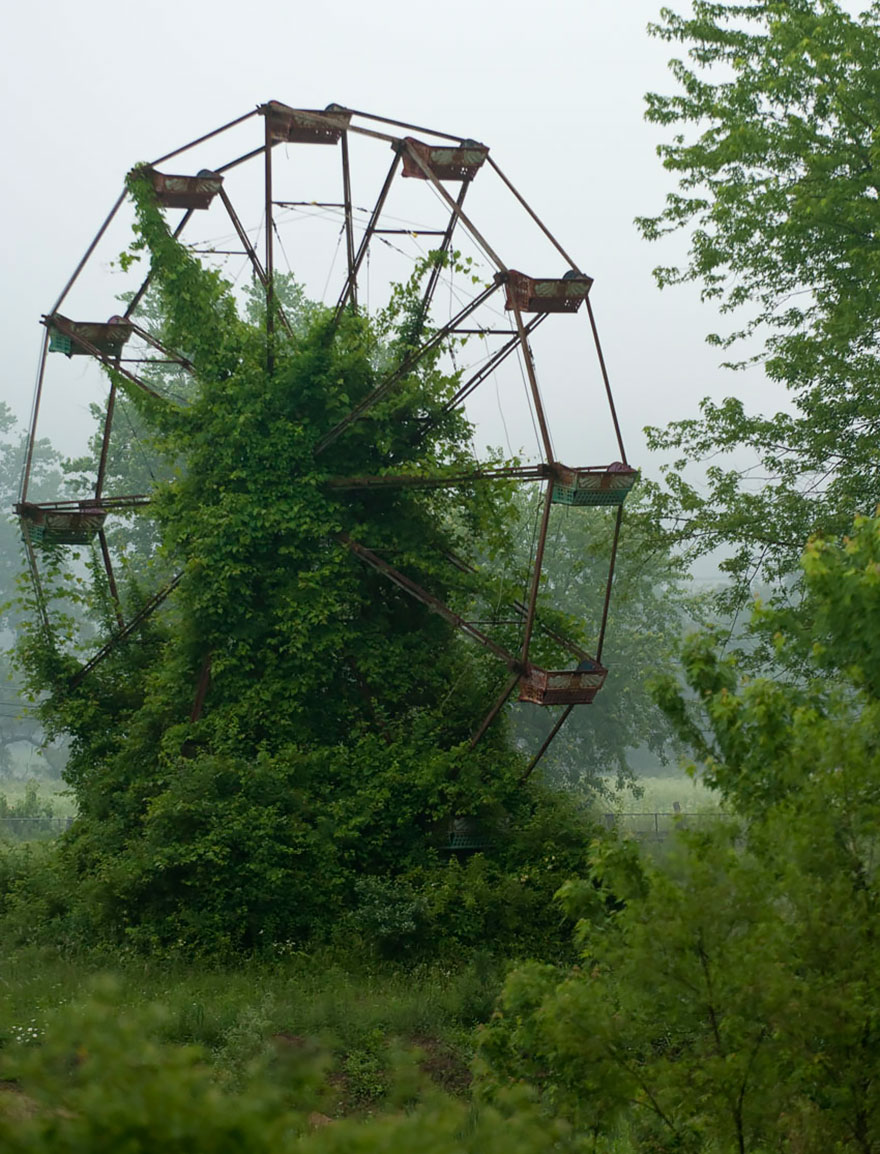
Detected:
left=16, top=101, right=636, bottom=776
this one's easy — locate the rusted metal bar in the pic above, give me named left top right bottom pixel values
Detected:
left=519, top=703, right=576, bottom=785
left=402, top=140, right=506, bottom=271
left=265, top=115, right=275, bottom=375
left=486, top=156, right=581, bottom=272
left=70, top=572, right=183, bottom=687
left=586, top=298, right=627, bottom=464
left=124, top=210, right=195, bottom=320
left=519, top=482, right=554, bottom=665
left=125, top=321, right=194, bottom=371
left=16, top=495, right=150, bottom=513
left=317, top=278, right=502, bottom=455
left=341, top=131, right=357, bottom=312
left=43, top=317, right=166, bottom=403
left=97, top=528, right=125, bottom=628
left=342, top=536, right=520, bottom=669
left=510, top=298, right=554, bottom=462
left=20, top=328, right=50, bottom=504
left=95, top=377, right=117, bottom=499
left=335, top=148, right=402, bottom=320
left=346, top=107, right=466, bottom=143
left=443, top=548, right=591, bottom=663
left=49, top=191, right=126, bottom=316
left=416, top=180, right=469, bottom=327
left=150, top=108, right=259, bottom=166
left=21, top=526, right=51, bottom=635
left=217, top=188, right=292, bottom=336
left=596, top=505, right=623, bottom=663
left=469, top=672, right=520, bottom=749
left=215, top=145, right=266, bottom=175
left=327, top=463, right=550, bottom=491
left=374, top=229, right=448, bottom=236
left=423, top=316, right=547, bottom=427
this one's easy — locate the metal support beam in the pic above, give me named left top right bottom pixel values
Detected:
left=20, top=328, right=50, bottom=504
left=597, top=506, right=623, bottom=663
left=335, top=148, right=402, bottom=320
left=469, top=672, right=520, bottom=749
left=486, top=156, right=581, bottom=272
left=218, top=188, right=292, bottom=336
left=587, top=298, right=628, bottom=464
left=70, top=572, right=183, bottom=688
left=341, top=131, right=358, bottom=313
left=150, top=108, right=259, bottom=166
left=341, top=535, right=520, bottom=670
left=401, top=140, right=506, bottom=272
left=317, top=278, right=502, bottom=455
left=519, top=704, right=576, bottom=785
left=519, top=482, right=554, bottom=666
left=264, top=116, right=275, bottom=375
left=510, top=298, right=554, bottom=463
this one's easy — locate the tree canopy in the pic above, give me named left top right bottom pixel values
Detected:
left=639, top=0, right=880, bottom=605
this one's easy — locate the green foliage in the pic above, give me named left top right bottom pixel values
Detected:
left=638, top=0, right=880, bottom=610
left=477, top=517, right=880, bottom=1151
left=12, top=164, right=607, bottom=958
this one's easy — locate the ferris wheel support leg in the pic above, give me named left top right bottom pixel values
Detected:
left=519, top=703, right=576, bottom=785
left=335, top=148, right=403, bottom=322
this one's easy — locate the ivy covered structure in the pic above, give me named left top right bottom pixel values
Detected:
left=13, top=105, right=636, bottom=954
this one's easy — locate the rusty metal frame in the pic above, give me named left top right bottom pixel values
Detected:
left=43, top=316, right=183, bottom=403
left=70, top=572, right=183, bottom=688
left=264, top=114, right=275, bottom=375
left=335, top=147, right=402, bottom=320
left=415, top=179, right=470, bottom=330
left=124, top=210, right=195, bottom=320
left=23, top=101, right=633, bottom=775
left=327, top=462, right=551, bottom=491
left=316, top=277, right=503, bottom=455
left=587, top=298, right=628, bottom=464
left=509, top=297, right=554, bottom=463
left=20, top=328, right=51, bottom=505
left=341, top=535, right=521, bottom=671
left=486, top=156, right=580, bottom=272
left=341, top=131, right=358, bottom=313
left=401, top=139, right=506, bottom=272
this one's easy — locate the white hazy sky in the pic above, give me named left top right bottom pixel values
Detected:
left=1, top=0, right=776, bottom=496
